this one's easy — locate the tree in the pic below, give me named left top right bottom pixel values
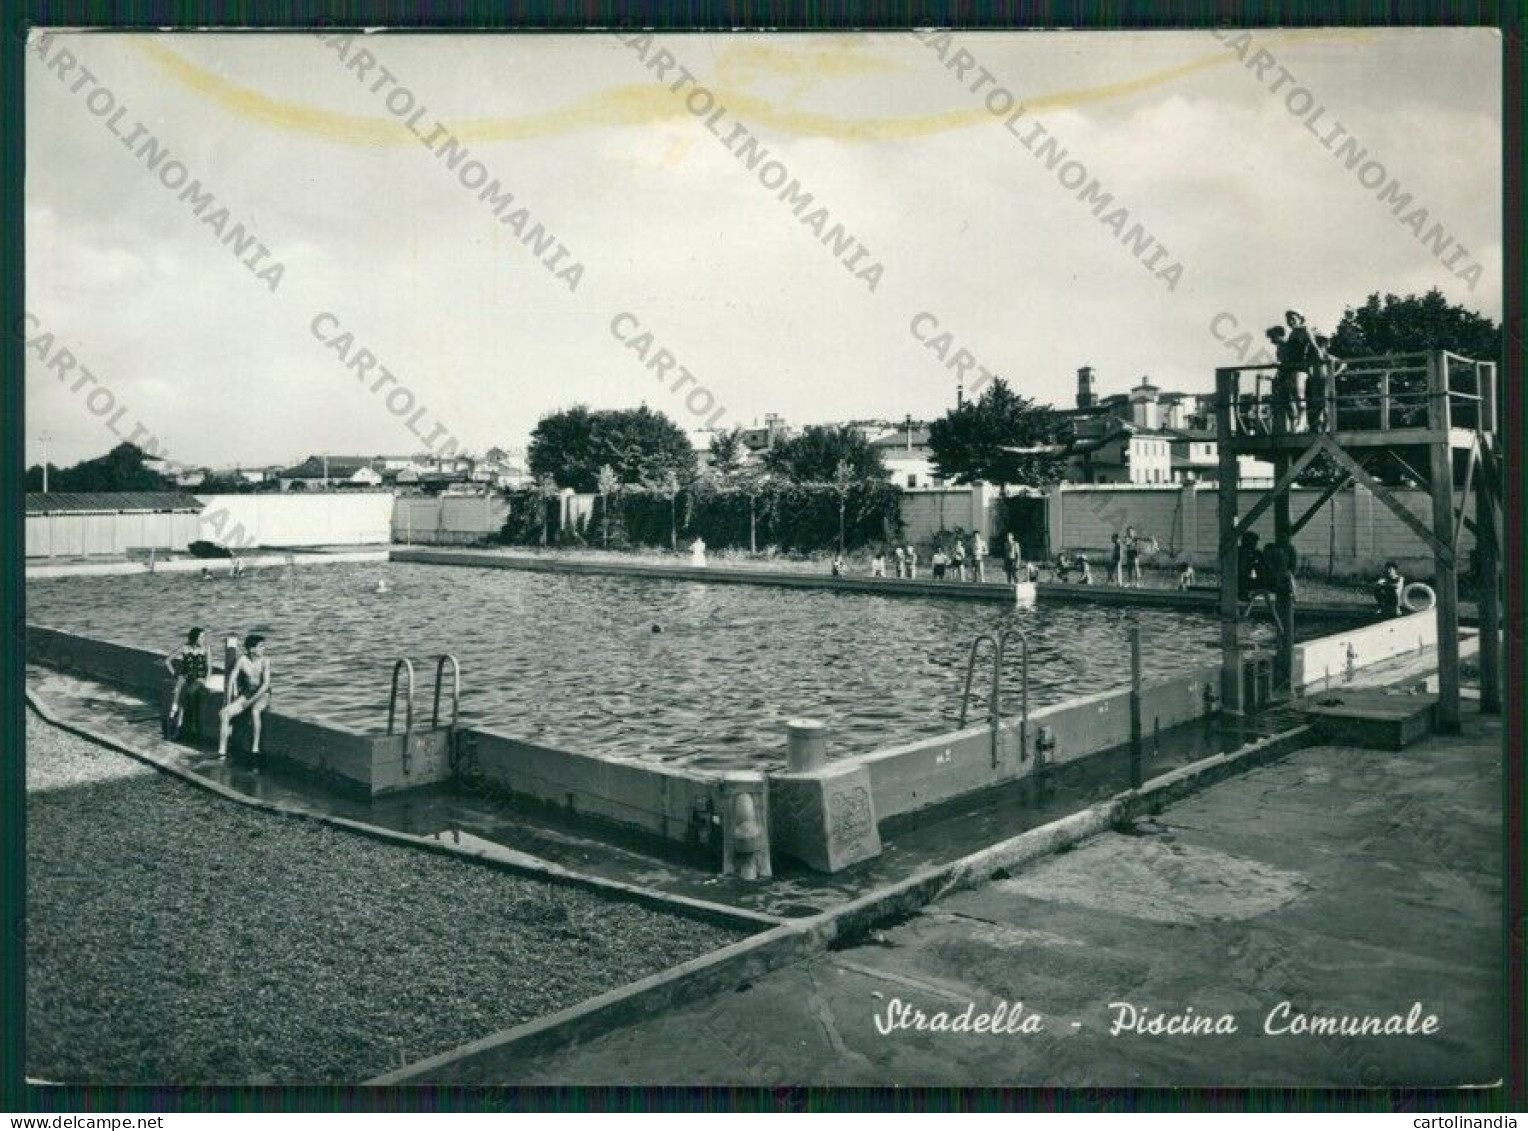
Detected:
left=533, top=475, right=560, bottom=545
left=735, top=465, right=768, bottom=553
left=708, top=428, right=747, bottom=477
left=596, top=464, right=620, bottom=547
left=26, top=442, right=175, bottom=493
left=832, top=460, right=854, bottom=553
left=1330, top=289, right=1501, bottom=361
left=927, top=379, right=1068, bottom=489
left=528, top=405, right=694, bottom=492
left=648, top=468, right=682, bottom=551
left=763, top=425, right=886, bottom=483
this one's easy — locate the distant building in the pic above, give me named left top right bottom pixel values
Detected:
left=869, top=423, right=942, bottom=489
left=1060, top=368, right=1271, bottom=485
left=276, top=456, right=384, bottom=490
left=736, top=413, right=794, bottom=456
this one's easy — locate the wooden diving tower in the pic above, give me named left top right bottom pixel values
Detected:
left=1214, top=350, right=1501, bottom=732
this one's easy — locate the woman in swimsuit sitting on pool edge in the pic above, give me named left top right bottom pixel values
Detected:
left=163, top=627, right=211, bottom=740
left=218, top=633, right=272, bottom=759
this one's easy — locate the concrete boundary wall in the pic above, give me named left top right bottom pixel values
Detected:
left=1049, top=483, right=1477, bottom=579
left=194, top=491, right=394, bottom=548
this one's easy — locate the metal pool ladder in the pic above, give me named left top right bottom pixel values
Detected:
left=958, top=629, right=1030, bottom=769
left=432, top=653, right=460, bottom=729
left=387, top=654, right=461, bottom=776
left=388, top=658, right=416, bottom=741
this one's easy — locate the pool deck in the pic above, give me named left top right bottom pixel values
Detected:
left=448, top=710, right=1504, bottom=1087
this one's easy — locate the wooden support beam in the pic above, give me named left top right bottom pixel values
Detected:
left=1230, top=427, right=1461, bottom=451
left=1216, top=369, right=1243, bottom=715
left=1452, top=438, right=1478, bottom=551
left=1322, top=440, right=1455, bottom=567
left=1426, top=350, right=1461, bottom=732
left=1218, top=439, right=1328, bottom=556
left=1475, top=434, right=1501, bottom=713
left=1272, top=455, right=1295, bottom=696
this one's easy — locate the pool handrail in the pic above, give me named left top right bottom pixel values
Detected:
left=432, top=653, right=461, bottom=729
left=996, top=626, right=1031, bottom=769
left=958, top=633, right=1000, bottom=730
left=388, top=657, right=415, bottom=742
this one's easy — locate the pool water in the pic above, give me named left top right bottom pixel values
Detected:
left=27, top=562, right=1283, bottom=770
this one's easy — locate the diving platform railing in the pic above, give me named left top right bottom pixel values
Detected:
left=1217, top=349, right=1496, bottom=453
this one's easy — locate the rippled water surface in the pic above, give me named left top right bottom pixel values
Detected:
left=28, top=562, right=1276, bottom=769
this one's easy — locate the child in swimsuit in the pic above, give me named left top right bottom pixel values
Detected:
left=218, top=633, right=272, bottom=759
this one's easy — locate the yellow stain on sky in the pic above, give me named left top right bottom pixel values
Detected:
left=132, top=30, right=1368, bottom=149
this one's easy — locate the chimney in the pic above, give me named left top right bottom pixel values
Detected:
left=1076, top=366, right=1096, bottom=410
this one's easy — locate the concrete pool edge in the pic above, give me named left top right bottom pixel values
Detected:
left=23, top=689, right=783, bottom=936
left=370, top=722, right=1315, bottom=1085
left=27, top=547, right=389, bottom=579
left=388, top=546, right=1377, bottom=619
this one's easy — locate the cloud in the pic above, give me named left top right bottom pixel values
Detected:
left=25, top=29, right=1501, bottom=468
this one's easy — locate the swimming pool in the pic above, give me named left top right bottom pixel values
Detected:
left=27, top=562, right=1286, bottom=769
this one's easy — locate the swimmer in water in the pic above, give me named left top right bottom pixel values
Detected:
left=200, top=567, right=213, bottom=581
left=374, top=577, right=390, bottom=593
left=651, top=624, right=663, bottom=634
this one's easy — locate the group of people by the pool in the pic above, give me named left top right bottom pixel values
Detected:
left=827, top=528, right=1168, bottom=589
left=164, top=628, right=272, bottom=759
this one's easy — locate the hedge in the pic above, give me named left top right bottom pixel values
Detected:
left=497, top=482, right=905, bottom=552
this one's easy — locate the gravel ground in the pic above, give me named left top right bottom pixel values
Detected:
left=26, top=719, right=748, bottom=1084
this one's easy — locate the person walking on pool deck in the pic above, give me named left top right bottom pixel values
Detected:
left=1176, top=561, right=1196, bottom=590
left=1109, top=532, right=1125, bottom=586
left=969, top=531, right=986, bottom=583
left=871, top=546, right=886, bottom=578
left=164, top=627, right=211, bottom=740
left=951, top=536, right=967, bottom=581
left=892, top=543, right=906, bottom=579
left=905, top=543, right=919, bottom=580
left=218, top=634, right=272, bottom=759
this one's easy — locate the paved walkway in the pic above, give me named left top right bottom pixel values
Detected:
left=493, top=714, right=1502, bottom=1088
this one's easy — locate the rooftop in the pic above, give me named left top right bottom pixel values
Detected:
left=26, top=492, right=203, bottom=515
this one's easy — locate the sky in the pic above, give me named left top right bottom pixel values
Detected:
left=24, top=28, right=1502, bottom=470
